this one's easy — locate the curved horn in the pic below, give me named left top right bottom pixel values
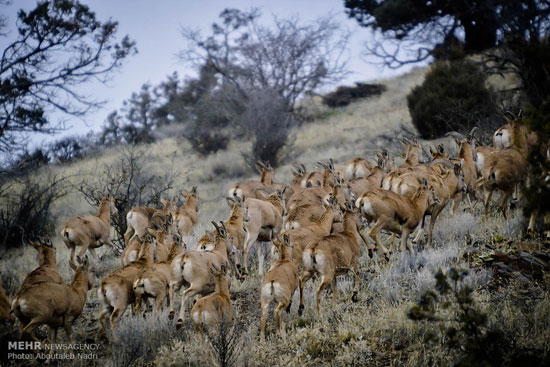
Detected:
left=152, top=212, right=166, bottom=220
left=211, top=221, right=220, bottom=232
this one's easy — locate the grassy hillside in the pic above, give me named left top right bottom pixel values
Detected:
left=1, top=66, right=549, bottom=367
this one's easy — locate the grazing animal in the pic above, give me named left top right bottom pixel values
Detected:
left=98, top=237, right=156, bottom=332
left=260, top=235, right=299, bottom=341
left=299, top=202, right=362, bottom=317
left=190, top=264, right=234, bottom=332
left=17, top=239, right=63, bottom=292
left=133, top=239, right=184, bottom=314
left=357, top=179, right=439, bottom=255
left=175, top=187, right=199, bottom=236
left=241, top=197, right=283, bottom=275
left=124, top=199, right=176, bottom=244
left=11, top=257, right=95, bottom=342
left=61, top=196, right=117, bottom=267
left=170, top=222, right=233, bottom=328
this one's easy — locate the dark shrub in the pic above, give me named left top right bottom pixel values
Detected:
left=407, top=61, right=495, bottom=139
left=323, top=82, right=386, bottom=108
left=0, top=175, right=68, bottom=249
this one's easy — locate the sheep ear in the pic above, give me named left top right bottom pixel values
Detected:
left=44, top=239, right=53, bottom=248
left=191, top=186, right=197, bottom=195
left=221, top=264, right=227, bottom=275
left=283, top=234, right=290, bottom=246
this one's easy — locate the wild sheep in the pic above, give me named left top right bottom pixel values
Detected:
left=61, top=196, right=117, bottom=267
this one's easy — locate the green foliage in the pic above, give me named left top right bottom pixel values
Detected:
left=407, top=60, right=495, bottom=139
left=408, top=267, right=550, bottom=367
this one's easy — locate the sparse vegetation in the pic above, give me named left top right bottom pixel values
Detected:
left=0, top=65, right=549, bottom=367
left=76, top=147, right=179, bottom=251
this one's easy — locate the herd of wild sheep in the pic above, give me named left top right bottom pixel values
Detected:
left=1, top=112, right=548, bottom=344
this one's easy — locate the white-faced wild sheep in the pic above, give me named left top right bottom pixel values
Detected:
left=61, top=195, right=118, bottom=267
left=260, top=234, right=299, bottom=341
left=11, top=256, right=95, bottom=342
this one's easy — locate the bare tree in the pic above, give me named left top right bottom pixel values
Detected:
left=0, top=0, right=136, bottom=152
left=77, top=147, right=179, bottom=251
left=179, top=8, right=350, bottom=110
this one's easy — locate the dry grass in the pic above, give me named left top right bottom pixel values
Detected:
left=1, top=67, right=548, bottom=366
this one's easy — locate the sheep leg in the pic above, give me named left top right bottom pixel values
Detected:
left=155, top=289, right=167, bottom=313
left=168, top=280, right=182, bottom=319
left=63, top=317, right=73, bottom=342
left=412, top=216, right=426, bottom=245
left=402, top=227, right=413, bottom=253
left=357, top=226, right=375, bottom=257
left=316, top=273, right=333, bottom=317
left=48, top=326, right=57, bottom=344
left=21, top=319, right=41, bottom=342
left=242, top=231, right=255, bottom=273
left=483, top=189, right=493, bottom=215
left=77, top=244, right=90, bottom=263
left=298, top=270, right=314, bottom=315
left=99, top=307, right=111, bottom=333
left=260, top=297, right=270, bottom=342
left=450, top=192, right=462, bottom=215
left=499, top=191, right=512, bottom=219
left=331, top=276, right=338, bottom=306
left=427, top=206, right=444, bottom=247
left=124, top=226, right=134, bottom=245
left=368, top=219, right=391, bottom=258
left=102, top=238, right=116, bottom=257
left=275, top=300, right=288, bottom=335
left=176, top=287, right=200, bottom=328
left=258, top=242, right=265, bottom=276
left=110, top=305, right=128, bottom=330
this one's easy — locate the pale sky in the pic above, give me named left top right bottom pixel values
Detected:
left=1, top=0, right=420, bottom=150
